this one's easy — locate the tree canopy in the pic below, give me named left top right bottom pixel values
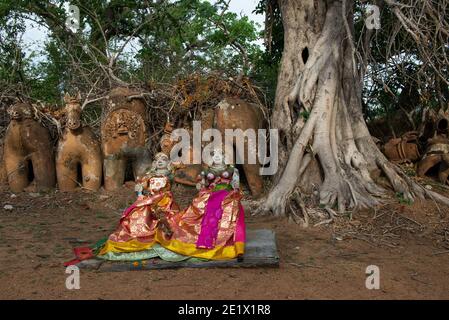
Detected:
left=0, top=0, right=448, bottom=136
left=0, top=0, right=267, bottom=105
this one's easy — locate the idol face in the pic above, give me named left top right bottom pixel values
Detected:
left=211, top=150, right=224, bottom=165
left=155, top=155, right=169, bottom=169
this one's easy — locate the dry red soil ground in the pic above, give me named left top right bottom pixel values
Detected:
left=1, top=182, right=449, bottom=300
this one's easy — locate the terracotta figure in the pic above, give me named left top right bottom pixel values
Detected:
left=3, top=102, right=55, bottom=192
left=56, top=93, right=102, bottom=191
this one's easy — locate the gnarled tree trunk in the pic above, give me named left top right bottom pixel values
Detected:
left=261, top=0, right=449, bottom=217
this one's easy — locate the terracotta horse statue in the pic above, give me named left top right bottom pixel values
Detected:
left=56, top=93, right=102, bottom=191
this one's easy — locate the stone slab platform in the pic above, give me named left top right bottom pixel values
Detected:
left=77, top=229, right=279, bottom=272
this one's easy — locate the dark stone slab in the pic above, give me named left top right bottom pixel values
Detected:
left=77, top=229, right=279, bottom=272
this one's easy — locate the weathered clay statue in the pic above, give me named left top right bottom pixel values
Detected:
left=382, top=131, right=421, bottom=164
left=159, top=122, right=201, bottom=187
left=101, top=87, right=151, bottom=190
left=417, top=135, right=449, bottom=185
left=174, top=97, right=266, bottom=197
left=0, top=139, right=7, bottom=186
left=56, top=93, right=102, bottom=191
left=3, top=102, right=56, bottom=192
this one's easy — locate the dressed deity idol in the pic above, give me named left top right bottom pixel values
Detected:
left=97, top=152, right=180, bottom=258
left=157, top=148, right=246, bottom=260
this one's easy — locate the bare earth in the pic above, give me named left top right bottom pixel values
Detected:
left=1, top=182, right=449, bottom=300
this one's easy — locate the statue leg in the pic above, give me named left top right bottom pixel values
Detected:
left=242, top=163, right=264, bottom=198
left=56, top=153, right=78, bottom=192
left=233, top=138, right=264, bottom=198
left=31, top=150, right=56, bottom=191
left=81, top=154, right=102, bottom=191
left=0, top=162, right=6, bottom=186
left=0, top=143, right=6, bottom=185
left=438, top=154, right=449, bottom=185
left=5, top=153, right=29, bottom=193
left=104, top=157, right=126, bottom=191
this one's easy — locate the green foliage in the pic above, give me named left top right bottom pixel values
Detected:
left=355, top=2, right=448, bottom=127
left=395, top=192, right=413, bottom=206
left=0, top=11, right=27, bottom=89
left=299, top=110, right=310, bottom=121
left=0, top=0, right=264, bottom=103
left=133, top=0, right=263, bottom=80
left=2, top=0, right=445, bottom=125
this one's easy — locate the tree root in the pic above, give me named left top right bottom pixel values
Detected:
left=255, top=0, right=449, bottom=221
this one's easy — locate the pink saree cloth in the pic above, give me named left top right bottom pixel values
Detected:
left=196, top=189, right=246, bottom=249
left=196, top=189, right=228, bottom=249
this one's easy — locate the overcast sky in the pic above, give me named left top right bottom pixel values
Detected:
left=22, top=0, right=265, bottom=58
left=227, top=0, right=264, bottom=26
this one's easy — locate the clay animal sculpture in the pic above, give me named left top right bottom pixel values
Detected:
left=0, top=138, right=7, bottom=186
left=101, top=87, right=152, bottom=191
left=3, top=102, right=56, bottom=192
left=56, top=93, right=102, bottom=192
left=382, top=131, right=421, bottom=164
left=417, top=135, right=449, bottom=185
left=173, top=97, right=267, bottom=198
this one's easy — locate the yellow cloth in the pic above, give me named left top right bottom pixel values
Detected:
left=99, top=230, right=244, bottom=260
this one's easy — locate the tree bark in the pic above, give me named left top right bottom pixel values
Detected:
left=260, top=0, right=449, bottom=217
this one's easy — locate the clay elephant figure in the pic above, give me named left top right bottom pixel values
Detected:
left=56, top=93, right=102, bottom=191
left=101, top=87, right=152, bottom=191
left=3, top=102, right=56, bottom=192
left=173, top=97, right=267, bottom=198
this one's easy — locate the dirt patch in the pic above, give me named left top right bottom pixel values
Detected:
left=1, top=183, right=449, bottom=300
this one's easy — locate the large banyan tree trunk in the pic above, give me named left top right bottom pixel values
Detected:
left=261, top=0, right=449, bottom=216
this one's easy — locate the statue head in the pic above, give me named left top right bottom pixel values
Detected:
left=152, top=152, right=170, bottom=171
left=210, top=148, right=226, bottom=167
left=63, top=92, right=82, bottom=130
left=211, top=149, right=224, bottom=165
left=7, top=102, right=34, bottom=121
